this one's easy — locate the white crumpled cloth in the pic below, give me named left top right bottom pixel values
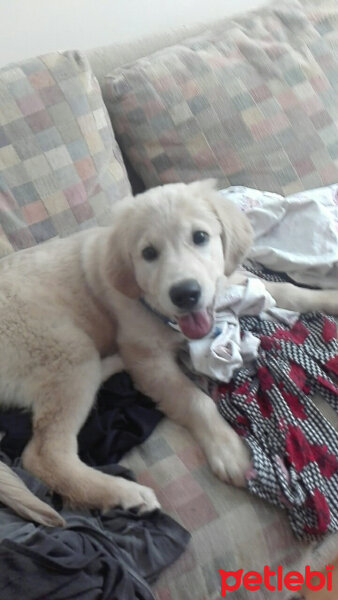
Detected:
left=187, top=276, right=298, bottom=383
left=219, top=184, right=338, bottom=289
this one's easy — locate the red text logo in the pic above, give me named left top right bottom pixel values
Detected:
left=219, top=564, right=333, bottom=596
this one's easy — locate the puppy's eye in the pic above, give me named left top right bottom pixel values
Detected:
left=142, top=246, right=158, bottom=261
left=193, top=231, right=209, bottom=245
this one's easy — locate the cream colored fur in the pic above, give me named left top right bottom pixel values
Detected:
left=0, top=179, right=337, bottom=525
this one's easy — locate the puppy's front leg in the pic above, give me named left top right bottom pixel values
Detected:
left=121, top=343, right=251, bottom=487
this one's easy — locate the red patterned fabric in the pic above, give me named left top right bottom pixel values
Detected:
left=210, top=311, right=338, bottom=540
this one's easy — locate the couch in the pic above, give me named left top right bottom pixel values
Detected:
left=0, top=0, right=337, bottom=598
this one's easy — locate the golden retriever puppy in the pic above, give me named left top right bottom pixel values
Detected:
left=0, top=179, right=337, bottom=524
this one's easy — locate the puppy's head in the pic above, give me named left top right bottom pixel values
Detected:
left=106, top=180, right=252, bottom=339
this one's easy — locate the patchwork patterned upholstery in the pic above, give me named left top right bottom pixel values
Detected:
left=0, top=51, right=131, bottom=257
left=104, top=0, right=338, bottom=195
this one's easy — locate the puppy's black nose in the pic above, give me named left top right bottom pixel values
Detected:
left=169, top=279, right=201, bottom=310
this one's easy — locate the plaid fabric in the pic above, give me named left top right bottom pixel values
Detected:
left=105, top=0, right=338, bottom=195
left=0, top=51, right=131, bottom=257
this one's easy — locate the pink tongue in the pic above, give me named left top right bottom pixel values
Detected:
left=177, top=309, right=212, bottom=339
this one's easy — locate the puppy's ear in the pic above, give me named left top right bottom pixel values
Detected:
left=108, top=247, right=141, bottom=298
left=208, top=194, right=253, bottom=275
left=105, top=202, right=142, bottom=299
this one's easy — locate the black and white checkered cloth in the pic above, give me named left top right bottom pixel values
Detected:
left=189, top=267, right=338, bottom=540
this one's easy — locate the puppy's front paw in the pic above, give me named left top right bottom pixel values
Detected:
left=203, top=429, right=251, bottom=487
left=115, top=479, right=161, bottom=513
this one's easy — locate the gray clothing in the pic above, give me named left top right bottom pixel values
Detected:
left=0, top=455, right=190, bottom=600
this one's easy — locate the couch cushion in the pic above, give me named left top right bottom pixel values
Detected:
left=104, top=0, right=338, bottom=195
left=0, top=51, right=131, bottom=257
